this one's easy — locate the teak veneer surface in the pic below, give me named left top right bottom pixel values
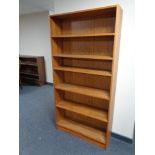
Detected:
left=53, top=54, right=113, bottom=60
left=50, top=4, right=122, bottom=149
left=54, top=66, right=112, bottom=76
left=57, top=118, right=106, bottom=144
left=55, top=83, right=110, bottom=100
left=56, top=100, right=108, bottom=122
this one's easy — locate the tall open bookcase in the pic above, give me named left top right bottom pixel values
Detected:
left=49, top=5, right=122, bottom=149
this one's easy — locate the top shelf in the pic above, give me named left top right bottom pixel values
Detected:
left=50, top=5, right=117, bottom=19
left=52, top=33, right=115, bottom=38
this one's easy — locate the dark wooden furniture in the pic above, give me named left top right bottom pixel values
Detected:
left=19, top=55, right=45, bottom=86
left=19, top=60, right=23, bottom=89
left=49, top=5, right=122, bottom=149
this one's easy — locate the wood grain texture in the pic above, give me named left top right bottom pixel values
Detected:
left=53, top=37, right=114, bottom=57
left=50, top=4, right=122, bottom=149
left=55, top=83, right=110, bottom=100
left=53, top=54, right=113, bottom=60
left=52, top=33, right=115, bottom=38
left=54, top=66, right=112, bottom=76
left=64, top=72, right=110, bottom=90
left=57, top=118, right=106, bottom=144
left=65, top=110, right=107, bottom=130
left=56, top=100, right=108, bottom=122
left=106, top=5, right=123, bottom=147
left=62, top=58, right=112, bottom=71
left=64, top=92, right=109, bottom=110
left=57, top=122, right=106, bottom=148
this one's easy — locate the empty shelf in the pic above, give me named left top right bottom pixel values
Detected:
left=53, top=54, right=113, bottom=60
left=21, top=76, right=38, bottom=80
left=20, top=72, right=39, bottom=77
left=55, top=83, right=110, bottom=100
left=57, top=118, right=106, bottom=144
left=54, top=66, right=112, bottom=76
left=21, top=62, right=37, bottom=66
left=52, top=33, right=115, bottom=38
left=57, top=100, right=108, bottom=122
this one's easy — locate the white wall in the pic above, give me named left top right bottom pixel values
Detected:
left=19, top=11, right=52, bottom=82
left=51, top=0, right=135, bottom=139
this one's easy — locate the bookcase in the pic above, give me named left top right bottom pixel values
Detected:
left=20, top=55, right=45, bottom=86
left=49, top=4, right=122, bottom=149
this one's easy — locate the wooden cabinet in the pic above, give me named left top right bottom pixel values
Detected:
left=49, top=5, right=122, bottom=149
left=20, top=55, right=45, bottom=86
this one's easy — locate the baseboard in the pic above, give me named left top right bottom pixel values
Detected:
left=111, top=132, right=133, bottom=144
left=46, top=82, right=53, bottom=85
left=46, top=82, right=133, bottom=144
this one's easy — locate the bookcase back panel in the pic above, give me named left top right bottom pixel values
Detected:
left=64, top=92, right=109, bottom=110
left=62, top=17, right=94, bottom=35
left=62, top=58, right=112, bottom=71
left=61, top=37, right=114, bottom=56
left=64, top=72, right=111, bottom=90
left=65, top=111, right=107, bottom=130
left=61, top=16, right=116, bottom=35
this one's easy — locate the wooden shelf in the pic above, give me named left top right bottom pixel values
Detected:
left=54, top=66, right=112, bottom=76
left=55, top=83, right=110, bottom=100
left=21, top=76, right=38, bottom=80
left=53, top=54, right=113, bottom=60
left=52, top=33, right=115, bottom=38
left=21, top=62, right=37, bottom=67
left=57, top=100, right=108, bottom=122
left=57, top=118, right=106, bottom=144
left=20, top=72, right=39, bottom=77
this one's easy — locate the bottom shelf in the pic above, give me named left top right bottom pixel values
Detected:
left=21, top=76, right=44, bottom=86
left=57, top=118, right=106, bottom=146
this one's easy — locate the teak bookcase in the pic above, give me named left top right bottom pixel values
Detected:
left=49, top=4, right=122, bottom=149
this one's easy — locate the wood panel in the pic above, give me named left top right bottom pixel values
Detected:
left=56, top=100, right=108, bottom=122
left=54, top=66, right=112, bottom=76
left=62, top=58, right=112, bottom=71
left=52, top=33, right=115, bottom=38
left=64, top=72, right=111, bottom=90
left=61, top=37, right=114, bottom=56
left=64, top=92, right=109, bottom=110
left=57, top=118, right=106, bottom=144
left=56, top=16, right=115, bottom=35
left=55, top=83, right=110, bottom=100
left=106, top=5, right=123, bottom=147
left=53, top=54, right=113, bottom=60
left=65, top=111, right=107, bottom=130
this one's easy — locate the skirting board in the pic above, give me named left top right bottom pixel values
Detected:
left=47, top=83, right=133, bottom=144
left=111, top=132, right=133, bottom=144
left=46, top=82, right=53, bottom=85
